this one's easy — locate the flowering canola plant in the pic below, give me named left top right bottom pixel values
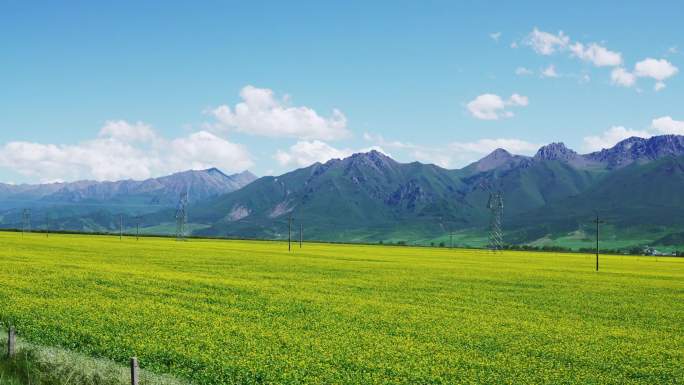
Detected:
left=0, top=232, right=682, bottom=384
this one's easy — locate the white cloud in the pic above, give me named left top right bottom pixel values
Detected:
left=490, top=32, right=502, bottom=42
left=583, top=118, right=684, bottom=152
left=467, top=94, right=506, bottom=120
left=569, top=42, right=622, bottom=67
left=209, top=85, right=349, bottom=141
left=611, top=67, right=637, bottom=87
left=634, top=58, right=679, bottom=81
left=651, top=116, right=684, bottom=135
left=363, top=132, right=539, bottom=169
left=273, top=140, right=391, bottom=168
left=522, top=28, right=639, bottom=88
left=167, top=131, right=253, bottom=173
left=610, top=58, right=679, bottom=90
left=98, top=120, right=159, bottom=143
left=508, top=93, right=529, bottom=106
left=466, top=93, right=529, bottom=120
left=523, top=29, right=623, bottom=68
left=362, top=132, right=415, bottom=149
left=518, top=29, right=680, bottom=90
left=411, top=138, right=539, bottom=168
left=0, top=140, right=151, bottom=182
left=450, top=138, right=539, bottom=155
left=274, top=140, right=352, bottom=167
left=0, top=122, right=253, bottom=182
left=541, top=64, right=559, bottom=78
left=524, top=28, right=570, bottom=55
left=515, top=67, right=533, bottom=76
left=583, top=126, right=652, bottom=152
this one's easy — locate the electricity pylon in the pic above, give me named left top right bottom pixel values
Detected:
left=487, top=191, right=504, bottom=251
left=175, top=190, right=189, bottom=241
left=22, top=209, right=31, bottom=237
left=288, top=214, right=293, bottom=251
left=592, top=213, right=604, bottom=271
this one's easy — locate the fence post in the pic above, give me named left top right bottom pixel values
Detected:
left=7, top=327, right=15, bottom=357
left=130, top=357, right=139, bottom=385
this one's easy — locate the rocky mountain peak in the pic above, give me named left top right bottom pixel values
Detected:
left=347, top=150, right=396, bottom=170
left=485, top=148, right=512, bottom=159
left=204, top=167, right=227, bottom=177
left=585, top=134, right=684, bottom=168
left=534, top=142, right=578, bottom=161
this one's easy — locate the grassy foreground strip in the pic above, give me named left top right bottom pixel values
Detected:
left=0, top=232, right=683, bottom=384
left=0, top=328, right=187, bottom=385
left=0, top=331, right=186, bottom=385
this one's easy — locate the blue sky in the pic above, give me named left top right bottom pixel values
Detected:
left=1, top=1, right=683, bottom=183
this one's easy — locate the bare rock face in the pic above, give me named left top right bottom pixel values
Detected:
left=269, top=201, right=293, bottom=218
left=227, top=205, right=251, bottom=221
left=585, top=135, right=684, bottom=169
left=534, top=142, right=577, bottom=161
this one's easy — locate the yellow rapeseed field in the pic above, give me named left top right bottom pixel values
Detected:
left=0, top=232, right=682, bottom=384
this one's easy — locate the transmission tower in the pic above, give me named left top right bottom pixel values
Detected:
left=592, top=213, right=604, bottom=271
left=22, top=209, right=31, bottom=236
left=288, top=214, right=293, bottom=251
left=487, top=191, right=504, bottom=251
left=175, top=190, right=189, bottom=241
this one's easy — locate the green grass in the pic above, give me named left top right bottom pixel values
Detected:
left=528, top=225, right=684, bottom=252
left=0, top=232, right=683, bottom=384
left=0, top=365, right=22, bottom=385
left=0, top=327, right=186, bottom=385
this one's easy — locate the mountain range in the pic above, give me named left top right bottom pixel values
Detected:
left=2, top=135, right=684, bottom=250
left=0, top=169, right=256, bottom=230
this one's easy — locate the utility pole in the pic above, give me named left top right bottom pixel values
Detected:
left=450, top=231, right=454, bottom=249
left=300, top=223, right=303, bottom=248
left=136, top=218, right=139, bottom=241
left=120, top=214, right=123, bottom=240
left=288, top=215, right=292, bottom=252
left=45, top=212, right=49, bottom=238
left=593, top=214, right=604, bottom=271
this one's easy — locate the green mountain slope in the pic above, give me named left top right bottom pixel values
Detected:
left=188, top=150, right=604, bottom=242
left=507, top=155, right=684, bottom=243
left=191, top=151, right=478, bottom=241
